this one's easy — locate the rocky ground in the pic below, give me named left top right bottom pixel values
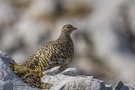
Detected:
left=0, top=51, right=135, bottom=90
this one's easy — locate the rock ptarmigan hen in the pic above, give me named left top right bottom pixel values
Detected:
left=10, top=24, right=77, bottom=89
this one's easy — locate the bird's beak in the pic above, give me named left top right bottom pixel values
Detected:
left=73, top=27, right=77, bottom=30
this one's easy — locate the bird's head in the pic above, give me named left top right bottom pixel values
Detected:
left=61, top=24, right=77, bottom=35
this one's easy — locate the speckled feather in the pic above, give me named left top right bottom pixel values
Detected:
left=23, top=24, right=76, bottom=73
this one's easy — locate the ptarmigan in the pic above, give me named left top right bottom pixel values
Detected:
left=10, top=24, right=77, bottom=89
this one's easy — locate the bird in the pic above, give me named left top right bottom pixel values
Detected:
left=10, top=24, right=77, bottom=89
left=23, top=24, right=77, bottom=74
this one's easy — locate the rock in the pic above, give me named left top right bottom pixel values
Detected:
left=0, top=51, right=40, bottom=90
left=43, top=68, right=112, bottom=90
left=114, top=81, right=135, bottom=90
left=0, top=51, right=112, bottom=90
left=125, top=83, right=135, bottom=90
left=114, top=81, right=125, bottom=90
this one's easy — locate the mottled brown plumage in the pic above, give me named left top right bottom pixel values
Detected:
left=23, top=24, right=77, bottom=74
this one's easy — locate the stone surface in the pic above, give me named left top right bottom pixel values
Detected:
left=2, top=51, right=135, bottom=90
left=0, top=51, right=40, bottom=90
left=0, top=51, right=112, bottom=90
left=43, top=68, right=112, bottom=90
left=114, top=81, right=135, bottom=90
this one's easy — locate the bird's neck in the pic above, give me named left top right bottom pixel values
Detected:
left=57, top=33, right=71, bottom=41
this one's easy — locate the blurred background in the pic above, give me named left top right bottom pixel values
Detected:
left=0, top=0, right=135, bottom=85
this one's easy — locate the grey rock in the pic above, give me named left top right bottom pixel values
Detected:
left=42, top=68, right=112, bottom=90
left=125, top=83, right=135, bottom=90
left=113, top=81, right=135, bottom=90
left=114, top=81, right=125, bottom=90
left=0, top=51, right=112, bottom=90
left=0, top=51, right=40, bottom=90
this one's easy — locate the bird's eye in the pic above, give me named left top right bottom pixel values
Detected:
left=67, top=27, right=70, bottom=28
